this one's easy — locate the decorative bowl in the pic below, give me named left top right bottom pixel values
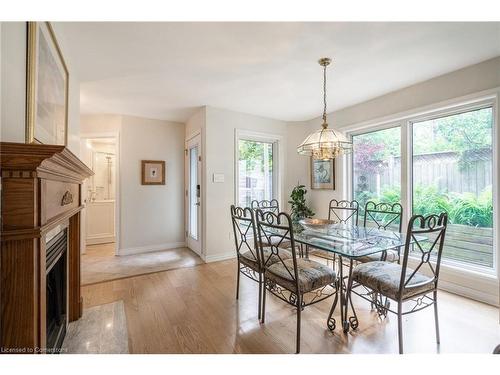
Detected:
left=298, top=218, right=336, bottom=230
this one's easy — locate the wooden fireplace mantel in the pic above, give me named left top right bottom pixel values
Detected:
left=0, top=142, right=93, bottom=352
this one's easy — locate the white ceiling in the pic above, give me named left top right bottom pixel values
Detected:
left=56, top=22, right=500, bottom=123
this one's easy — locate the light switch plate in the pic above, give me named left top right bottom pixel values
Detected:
left=213, top=173, right=225, bottom=183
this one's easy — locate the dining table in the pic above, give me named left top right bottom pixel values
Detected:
left=274, top=222, right=428, bottom=333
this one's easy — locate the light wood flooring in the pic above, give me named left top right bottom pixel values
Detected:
left=81, top=243, right=203, bottom=285
left=81, top=258, right=500, bottom=354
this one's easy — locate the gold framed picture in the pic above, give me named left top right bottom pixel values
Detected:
left=310, top=158, right=335, bottom=190
left=141, top=160, right=166, bottom=185
left=26, top=21, right=69, bottom=146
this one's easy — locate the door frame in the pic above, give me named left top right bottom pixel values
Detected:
left=80, top=131, right=121, bottom=255
left=185, top=131, right=203, bottom=256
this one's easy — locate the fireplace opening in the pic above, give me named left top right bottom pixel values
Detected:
left=46, top=229, right=67, bottom=353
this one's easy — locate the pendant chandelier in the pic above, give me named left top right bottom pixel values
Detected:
left=297, top=58, right=353, bottom=160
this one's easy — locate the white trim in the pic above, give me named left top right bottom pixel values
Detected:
left=346, top=89, right=500, bottom=305
left=186, top=129, right=201, bottom=142
left=117, top=241, right=186, bottom=256
left=234, top=129, right=285, bottom=209
left=203, top=252, right=236, bottom=263
left=339, top=87, right=500, bottom=134
left=80, top=131, right=121, bottom=256
left=86, top=236, right=115, bottom=246
left=185, top=133, right=203, bottom=256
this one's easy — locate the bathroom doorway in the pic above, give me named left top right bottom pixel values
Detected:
left=81, top=137, right=118, bottom=249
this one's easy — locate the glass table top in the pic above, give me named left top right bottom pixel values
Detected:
left=261, top=222, right=427, bottom=259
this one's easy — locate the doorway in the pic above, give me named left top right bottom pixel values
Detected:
left=82, top=137, right=117, bottom=247
left=186, top=133, right=202, bottom=256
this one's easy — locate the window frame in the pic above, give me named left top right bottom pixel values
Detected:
left=345, top=89, right=499, bottom=304
left=234, top=129, right=284, bottom=209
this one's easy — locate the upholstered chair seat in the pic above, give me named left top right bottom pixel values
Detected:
left=352, top=261, right=434, bottom=300
left=240, top=248, right=292, bottom=271
left=266, top=258, right=336, bottom=293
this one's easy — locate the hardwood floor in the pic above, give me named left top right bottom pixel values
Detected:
left=81, top=243, right=203, bottom=285
left=81, top=259, right=500, bottom=354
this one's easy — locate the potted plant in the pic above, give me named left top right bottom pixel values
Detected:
left=288, top=184, right=315, bottom=222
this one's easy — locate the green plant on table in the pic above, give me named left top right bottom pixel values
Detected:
left=288, top=185, right=315, bottom=222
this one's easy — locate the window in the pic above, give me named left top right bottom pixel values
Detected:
left=352, top=126, right=401, bottom=221
left=237, top=139, right=275, bottom=207
left=412, top=107, right=494, bottom=268
left=350, top=100, right=496, bottom=273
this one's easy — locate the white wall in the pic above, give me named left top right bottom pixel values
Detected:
left=0, top=22, right=81, bottom=156
left=196, top=106, right=288, bottom=261
left=1, top=22, right=27, bottom=143
left=81, top=114, right=186, bottom=255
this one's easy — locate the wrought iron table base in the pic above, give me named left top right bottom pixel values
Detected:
left=326, top=255, right=359, bottom=333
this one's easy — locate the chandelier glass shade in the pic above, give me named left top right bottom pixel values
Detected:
left=297, top=57, right=353, bottom=160
left=297, top=125, right=353, bottom=160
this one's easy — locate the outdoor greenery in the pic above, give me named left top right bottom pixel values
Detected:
left=353, top=107, right=493, bottom=229
left=238, top=139, right=273, bottom=172
left=357, top=185, right=493, bottom=228
left=353, top=107, right=493, bottom=165
left=288, top=185, right=315, bottom=222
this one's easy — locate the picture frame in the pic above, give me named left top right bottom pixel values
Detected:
left=310, top=158, right=335, bottom=190
left=26, top=21, right=69, bottom=146
left=141, top=160, right=166, bottom=185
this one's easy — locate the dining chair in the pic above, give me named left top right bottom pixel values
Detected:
left=251, top=199, right=292, bottom=250
left=250, top=198, right=280, bottom=214
left=230, top=205, right=291, bottom=321
left=349, top=212, right=448, bottom=353
left=357, top=201, right=403, bottom=264
left=255, top=209, right=337, bottom=353
left=308, top=199, right=359, bottom=262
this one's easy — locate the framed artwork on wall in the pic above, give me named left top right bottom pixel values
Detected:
left=26, top=21, right=69, bottom=146
left=310, top=158, right=335, bottom=190
left=141, top=160, right=166, bottom=185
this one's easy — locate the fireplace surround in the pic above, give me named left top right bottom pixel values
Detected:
left=0, top=142, right=93, bottom=353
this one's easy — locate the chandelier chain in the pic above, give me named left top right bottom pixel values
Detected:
left=322, top=64, right=327, bottom=123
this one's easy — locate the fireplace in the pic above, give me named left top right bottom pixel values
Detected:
left=1, top=142, right=92, bottom=351
left=45, top=229, right=68, bottom=353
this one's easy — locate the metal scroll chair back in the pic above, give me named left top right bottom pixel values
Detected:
left=230, top=205, right=261, bottom=267
left=251, top=199, right=280, bottom=214
left=399, top=213, right=448, bottom=297
left=255, top=209, right=298, bottom=286
left=363, top=201, right=403, bottom=232
left=328, top=199, right=359, bottom=225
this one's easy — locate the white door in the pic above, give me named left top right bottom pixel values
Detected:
left=186, top=134, right=202, bottom=255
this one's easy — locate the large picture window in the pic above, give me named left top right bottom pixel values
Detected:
left=352, top=126, right=401, bottom=217
left=412, top=107, right=494, bottom=268
left=351, top=102, right=496, bottom=272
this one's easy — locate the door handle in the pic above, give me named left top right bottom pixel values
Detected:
left=195, top=202, right=200, bottom=206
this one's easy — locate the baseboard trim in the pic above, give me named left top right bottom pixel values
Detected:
left=203, top=252, right=236, bottom=263
left=86, top=236, right=116, bottom=245
left=117, top=242, right=186, bottom=256
left=438, top=279, right=499, bottom=307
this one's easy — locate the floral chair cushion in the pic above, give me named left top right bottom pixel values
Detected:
left=352, top=261, right=435, bottom=300
left=240, top=248, right=291, bottom=271
left=265, top=258, right=336, bottom=293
